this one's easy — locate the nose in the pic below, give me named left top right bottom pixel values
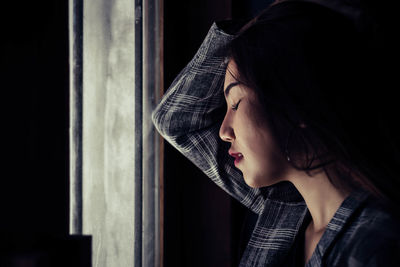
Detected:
left=219, top=114, right=235, bottom=142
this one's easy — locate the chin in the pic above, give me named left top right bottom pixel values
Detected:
left=243, top=176, right=266, bottom=188
left=244, top=180, right=259, bottom=188
left=243, top=174, right=279, bottom=188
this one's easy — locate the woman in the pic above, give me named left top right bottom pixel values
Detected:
left=153, top=1, right=400, bottom=266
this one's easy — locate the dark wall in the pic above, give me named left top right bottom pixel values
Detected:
left=0, top=1, right=92, bottom=266
left=1, top=0, right=69, bottom=241
left=232, top=0, right=275, bottom=19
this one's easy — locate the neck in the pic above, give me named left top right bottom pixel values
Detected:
left=287, top=168, right=350, bottom=232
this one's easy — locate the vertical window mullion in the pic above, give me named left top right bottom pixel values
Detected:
left=69, top=0, right=83, bottom=236
left=143, top=0, right=163, bottom=266
left=134, top=0, right=143, bottom=266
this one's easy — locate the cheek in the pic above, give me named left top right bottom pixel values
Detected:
left=242, top=105, right=273, bottom=150
left=236, top=97, right=281, bottom=157
left=247, top=129, right=277, bottom=167
left=243, top=109, right=285, bottom=167
left=237, top=99, right=290, bottom=186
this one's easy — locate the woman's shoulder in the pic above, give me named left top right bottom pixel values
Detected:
left=352, top=196, right=400, bottom=238
left=331, top=196, right=400, bottom=266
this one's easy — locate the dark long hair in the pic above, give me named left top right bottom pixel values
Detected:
left=228, top=1, right=400, bottom=206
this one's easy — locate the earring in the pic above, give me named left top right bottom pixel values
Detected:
left=284, top=123, right=316, bottom=170
left=284, top=123, right=334, bottom=171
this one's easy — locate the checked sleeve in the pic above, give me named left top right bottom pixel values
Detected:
left=151, top=21, right=267, bottom=214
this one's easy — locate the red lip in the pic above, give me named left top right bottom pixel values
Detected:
left=228, top=150, right=243, bottom=165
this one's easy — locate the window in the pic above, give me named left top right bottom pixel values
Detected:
left=69, top=0, right=163, bottom=265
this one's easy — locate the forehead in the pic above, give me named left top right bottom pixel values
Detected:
left=224, top=60, right=241, bottom=97
left=224, top=60, right=260, bottom=102
left=223, top=60, right=249, bottom=98
left=224, top=60, right=239, bottom=84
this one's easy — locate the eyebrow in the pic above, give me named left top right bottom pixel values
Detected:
left=224, top=82, right=240, bottom=98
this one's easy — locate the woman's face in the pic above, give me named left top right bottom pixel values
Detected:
left=219, top=60, right=291, bottom=188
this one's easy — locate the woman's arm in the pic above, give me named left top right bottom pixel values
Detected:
left=152, top=21, right=266, bottom=214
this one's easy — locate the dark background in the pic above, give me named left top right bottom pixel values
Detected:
left=1, top=0, right=69, bottom=240
left=1, top=0, right=76, bottom=265
left=0, top=0, right=272, bottom=266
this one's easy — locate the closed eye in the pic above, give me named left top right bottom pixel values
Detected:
left=231, top=100, right=241, bottom=111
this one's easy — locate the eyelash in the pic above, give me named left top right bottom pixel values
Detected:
left=231, top=100, right=241, bottom=111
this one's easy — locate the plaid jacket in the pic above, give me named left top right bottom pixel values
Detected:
left=152, top=15, right=400, bottom=267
